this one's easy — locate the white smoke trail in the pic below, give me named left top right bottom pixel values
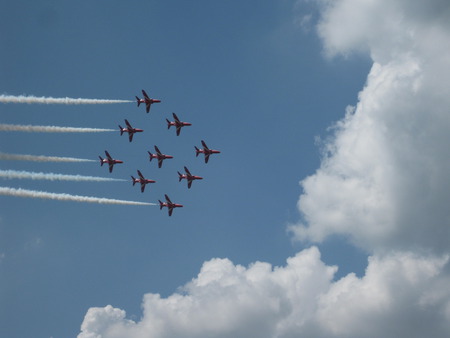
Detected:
left=0, top=187, right=156, bottom=206
left=0, top=123, right=115, bottom=133
left=0, top=170, right=125, bottom=182
left=0, top=94, right=132, bottom=104
left=0, top=152, right=95, bottom=163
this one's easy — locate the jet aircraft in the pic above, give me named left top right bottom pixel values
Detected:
left=166, top=113, right=192, bottom=136
left=195, top=140, right=221, bottom=163
left=99, top=151, right=123, bottom=173
left=136, top=89, right=161, bottom=113
left=131, top=170, right=156, bottom=192
left=159, top=194, right=183, bottom=216
left=178, top=166, right=203, bottom=189
left=148, top=146, right=173, bottom=168
left=119, top=119, right=143, bottom=142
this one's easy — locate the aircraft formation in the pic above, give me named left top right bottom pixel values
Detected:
left=100, top=89, right=221, bottom=216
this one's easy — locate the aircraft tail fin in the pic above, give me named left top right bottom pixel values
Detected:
left=131, top=176, right=136, bottom=185
left=158, top=200, right=163, bottom=210
left=148, top=151, right=153, bottom=162
left=119, top=126, right=124, bottom=135
left=195, top=146, right=200, bottom=157
left=136, top=96, right=141, bottom=107
left=178, top=172, right=183, bottom=182
left=99, top=156, right=104, bottom=166
left=166, top=119, right=171, bottom=129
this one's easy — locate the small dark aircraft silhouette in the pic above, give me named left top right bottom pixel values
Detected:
left=99, top=151, right=123, bottom=173
left=195, top=140, right=221, bottom=163
left=119, top=119, right=143, bottom=142
left=178, top=166, right=203, bottom=189
left=136, top=89, right=161, bottom=113
left=166, top=113, right=192, bottom=136
left=148, top=146, right=173, bottom=168
left=159, top=194, right=183, bottom=216
left=131, top=170, right=156, bottom=193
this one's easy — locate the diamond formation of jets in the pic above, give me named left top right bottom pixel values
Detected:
left=159, top=194, right=183, bottom=216
left=99, top=151, right=123, bottom=173
left=178, top=166, right=203, bottom=189
left=166, top=113, right=192, bottom=136
left=119, top=119, right=143, bottom=142
left=93, top=90, right=222, bottom=215
left=195, top=140, right=221, bottom=163
left=148, top=145, right=173, bottom=168
left=131, top=170, right=156, bottom=193
left=136, top=89, right=161, bottom=113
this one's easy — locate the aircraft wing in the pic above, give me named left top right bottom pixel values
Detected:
left=201, top=140, right=209, bottom=150
left=173, top=113, right=180, bottom=122
left=108, top=163, right=114, bottom=173
left=125, top=119, right=132, bottom=128
left=184, top=166, right=192, bottom=175
left=188, top=180, right=192, bottom=189
left=142, top=90, right=149, bottom=99
left=204, top=153, right=210, bottom=163
left=176, top=126, right=181, bottom=136
left=105, top=151, right=113, bottom=160
left=140, top=183, right=146, bottom=193
left=165, top=194, right=173, bottom=204
left=154, top=146, right=162, bottom=155
left=137, top=170, right=145, bottom=180
left=128, top=133, right=134, bottom=142
left=168, top=207, right=173, bottom=216
left=145, top=103, right=151, bottom=113
left=158, top=158, right=163, bottom=168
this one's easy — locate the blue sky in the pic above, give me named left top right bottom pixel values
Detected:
left=4, top=1, right=450, bottom=338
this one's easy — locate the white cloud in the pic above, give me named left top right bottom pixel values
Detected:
left=78, top=248, right=450, bottom=338
left=291, top=0, right=450, bottom=254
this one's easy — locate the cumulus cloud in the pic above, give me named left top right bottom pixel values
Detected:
left=291, top=0, right=450, bottom=254
left=78, top=1, right=450, bottom=337
left=78, top=248, right=450, bottom=338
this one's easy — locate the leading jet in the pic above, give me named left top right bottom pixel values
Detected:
left=131, top=170, right=156, bottom=192
left=178, top=166, right=203, bottom=189
left=159, top=194, right=183, bottom=216
left=148, top=145, right=173, bottom=168
left=99, top=151, right=123, bottom=173
left=195, top=140, right=221, bottom=163
left=119, top=119, right=143, bottom=142
left=166, top=113, right=192, bottom=136
left=136, top=89, right=161, bottom=113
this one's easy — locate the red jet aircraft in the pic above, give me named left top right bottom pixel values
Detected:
left=178, top=166, right=203, bottom=189
left=195, top=140, right=221, bottom=163
left=166, top=113, right=192, bottom=136
left=99, top=151, right=123, bottom=173
left=119, top=119, right=143, bottom=142
left=131, top=170, right=156, bottom=192
left=136, top=89, right=161, bottom=113
left=148, top=146, right=173, bottom=168
left=159, top=194, right=183, bottom=216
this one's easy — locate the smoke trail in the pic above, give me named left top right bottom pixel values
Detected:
left=0, top=152, right=95, bottom=163
left=0, top=170, right=125, bottom=182
left=0, top=187, right=156, bottom=206
left=0, top=123, right=115, bottom=133
left=0, top=94, right=132, bottom=104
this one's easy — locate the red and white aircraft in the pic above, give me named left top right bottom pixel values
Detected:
left=99, top=151, right=123, bottom=173
left=119, top=119, right=143, bottom=142
left=159, top=194, right=183, bottom=216
left=178, top=166, right=203, bottom=189
left=148, top=146, right=173, bottom=168
left=136, top=89, right=161, bottom=113
left=131, top=170, right=156, bottom=192
left=195, top=140, right=221, bottom=163
left=166, top=113, right=192, bottom=136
